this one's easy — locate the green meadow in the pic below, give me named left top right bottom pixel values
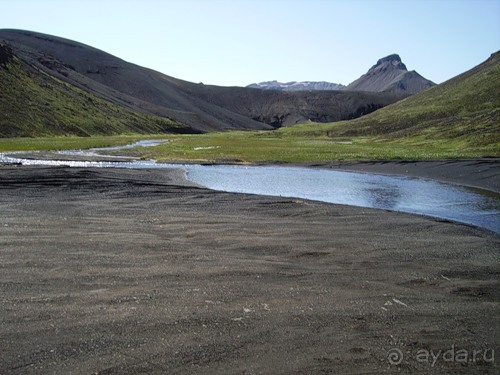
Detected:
left=0, top=127, right=497, bottom=163
left=119, top=127, right=500, bottom=162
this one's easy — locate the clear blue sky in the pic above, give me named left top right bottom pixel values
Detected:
left=2, top=0, right=499, bottom=86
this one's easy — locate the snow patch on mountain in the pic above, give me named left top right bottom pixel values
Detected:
left=247, top=80, right=345, bottom=91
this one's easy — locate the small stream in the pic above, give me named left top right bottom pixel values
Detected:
left=1, top=141, right=498, bottom=233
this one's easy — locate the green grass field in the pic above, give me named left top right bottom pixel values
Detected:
left=1, top=129, right=497, bottom=162
left=126, top=130, right=500, bottom=162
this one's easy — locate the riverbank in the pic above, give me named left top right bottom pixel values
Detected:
left=3, top=150, right=499, bottom=194
left=0, top=165, right=498, bottom=374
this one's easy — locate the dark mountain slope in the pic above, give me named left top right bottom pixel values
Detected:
left=0, top=29, right=268, bottom=133
left=176, top=83, right=403, bottom=127
left=0, top=29, right=406, bottom=134
left=0, top=44, right=188, bottom=137
left=345, top=54, right=435, bottom=94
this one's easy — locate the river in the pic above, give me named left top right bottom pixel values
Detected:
left=1, top=141, right=498, bottom=233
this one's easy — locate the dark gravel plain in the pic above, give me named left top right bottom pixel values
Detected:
left=0, top=165, right=498, bottom=374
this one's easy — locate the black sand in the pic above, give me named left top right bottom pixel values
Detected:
left=0, top=165, right=498, bottom=374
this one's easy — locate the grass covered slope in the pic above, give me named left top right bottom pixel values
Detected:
left=288, top=51, right=500, bottom=148
left=0, top=44, right=186, bottom=137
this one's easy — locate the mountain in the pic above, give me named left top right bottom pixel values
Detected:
left=0, top=29, right=266, bottom=134
left=247, top=80, right=345, bottom=91
left=296, top=51, right=499, bottom=146
left=344, top=54, right=435, bottom=94
left=0, top=43, right=189, bottom=137
left=0, top=29, right=406, bottom=136
left=247, top=55, right=433, bottom=95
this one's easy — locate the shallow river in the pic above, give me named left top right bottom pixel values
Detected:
left=1, top=141, right=498, bottom=233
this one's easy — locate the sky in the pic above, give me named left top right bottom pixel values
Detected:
left=1, top=0, right=499, bottom=86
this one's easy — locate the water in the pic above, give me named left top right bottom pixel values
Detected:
left=1, top=142, right=498, bottom=233
left=185, top=164, right=500, bottom=233
left=57, top=139, right=167, bottom=158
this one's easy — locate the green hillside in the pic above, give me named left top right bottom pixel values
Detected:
left=284, top=51, right=500, bottom=150
left=0, top=44, right=185, bottom=137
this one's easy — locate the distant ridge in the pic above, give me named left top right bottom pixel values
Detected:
left=0, top=29, right=406, bottom=135
left=247, top=80, right=345, bottom=91
left=247, top=55, right=434, bottom=96
left=344, top=54, right=435, bottom=94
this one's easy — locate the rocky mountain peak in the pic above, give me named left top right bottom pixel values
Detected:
left=345, top=53, right=434, bottom=94
left=370, top=54, right=407, bottom=72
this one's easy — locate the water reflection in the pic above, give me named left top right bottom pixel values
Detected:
left=364, top=185, right=402, bottom=210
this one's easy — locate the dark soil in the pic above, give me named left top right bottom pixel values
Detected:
left=0, top=166, right=498, bottom=374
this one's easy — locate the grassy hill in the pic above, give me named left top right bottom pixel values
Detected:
left=0, top=44, right=188, bottom=137
left=286, top=51, right=500, bottom=149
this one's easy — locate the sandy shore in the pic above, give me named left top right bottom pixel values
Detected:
left=0, top=165, right=498, bottom=374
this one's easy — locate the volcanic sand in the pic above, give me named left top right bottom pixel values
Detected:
left=0, top=164, right=498, bottom=374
